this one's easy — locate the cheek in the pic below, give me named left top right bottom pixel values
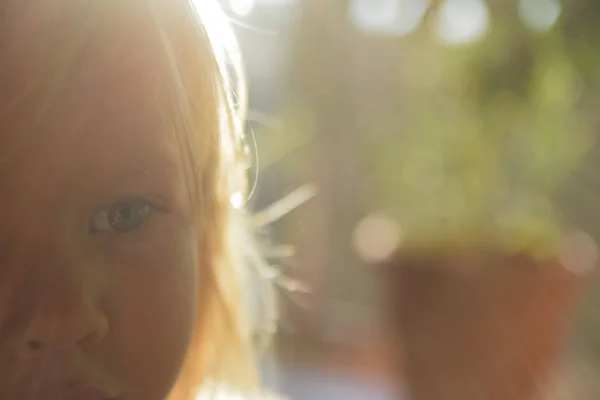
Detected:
left=108, top=230, right=200, bottom=399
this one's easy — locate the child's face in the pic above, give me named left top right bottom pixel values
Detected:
left=0, top=22, right=201, bottom=400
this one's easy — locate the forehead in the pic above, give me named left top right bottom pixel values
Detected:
left=0, top=6, right=182, bottom=204
left=39, top=66, right=177, bottom=181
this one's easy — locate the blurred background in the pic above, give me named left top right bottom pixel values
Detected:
left=216, top=0, right=600, bottom=398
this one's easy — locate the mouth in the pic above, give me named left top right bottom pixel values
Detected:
left=52, top=385, right=115, bottom=400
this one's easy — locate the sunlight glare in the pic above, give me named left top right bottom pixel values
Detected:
left=230, top=192, right=245, bottom=209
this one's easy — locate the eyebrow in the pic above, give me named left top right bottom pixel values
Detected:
left=112, top=161, right=162, bottom=183
left=106, top=154, right=180, bottom=187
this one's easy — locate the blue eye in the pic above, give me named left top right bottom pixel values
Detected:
left=90, top=200, right=154, bottom=233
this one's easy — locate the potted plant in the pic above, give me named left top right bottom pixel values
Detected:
left=376, top=8, right=598, bottom=400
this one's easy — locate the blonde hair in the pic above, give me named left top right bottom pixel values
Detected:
left=2, top=0, right=272, bottom=398
left=156, top=2, right=273, bottom=398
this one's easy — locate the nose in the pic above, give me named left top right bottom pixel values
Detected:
left=19, top=267, right=109, bottom=358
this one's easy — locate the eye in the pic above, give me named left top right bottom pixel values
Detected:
left=90, top=199, right=155, bottom=233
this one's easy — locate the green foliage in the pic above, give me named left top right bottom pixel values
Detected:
left=377, top=14, right=595, bottom=257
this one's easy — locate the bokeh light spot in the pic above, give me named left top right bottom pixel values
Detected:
left=519, top=0, right=561, bottom=32
left=559, top=230, right=598, bottom=276
left=230, top=0, right=255, bottom=17
left=350, top=0, right=429, bottom=35
left=349, top=0, right=400, bottom=33
left=353, top=213, right=403, bottom=264
left=433, top=0, right=490, bottom=45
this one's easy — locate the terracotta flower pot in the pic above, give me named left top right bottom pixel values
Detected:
left=384, top=249, right=583, bottom=400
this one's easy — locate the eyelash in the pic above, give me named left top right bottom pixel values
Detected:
left=89, top=198, right=166, bottom=234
